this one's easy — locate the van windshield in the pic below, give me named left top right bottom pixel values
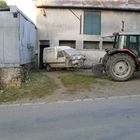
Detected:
left=64, top=48, right=79, bottom=56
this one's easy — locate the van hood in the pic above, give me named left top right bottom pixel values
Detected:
left=64, top=48, right=80, bottom=56
left=63, top=48, right=86, bottom=60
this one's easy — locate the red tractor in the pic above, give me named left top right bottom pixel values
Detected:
left=97, top=33, right=140, bottom=81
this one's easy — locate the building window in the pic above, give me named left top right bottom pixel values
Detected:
left=59, top=40, right=76, bottom=48
left=83, top=41, right=99, bottom=49
left=84, top=11, right=101, bottom=35
left=103, top=42, right=113, bottom=50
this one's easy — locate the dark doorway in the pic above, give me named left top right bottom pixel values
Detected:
left=39, top=40, right=50, bottom=68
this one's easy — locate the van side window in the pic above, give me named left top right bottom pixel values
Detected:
left=57, top=51, right=64, bottom=57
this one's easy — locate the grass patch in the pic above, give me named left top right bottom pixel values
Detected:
left=59, top=72, right=97, bottom=91
left=0, top=70, right=56, bottom=103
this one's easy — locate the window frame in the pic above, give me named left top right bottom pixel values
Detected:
left=83, top=41, right=99, bottom=49
left=84, top=10, right=101, bottom=35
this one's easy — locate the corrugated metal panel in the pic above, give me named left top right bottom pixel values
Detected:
left=20, top=14, right=37, bottom=65
left=36, top=0, right=140, bottom=10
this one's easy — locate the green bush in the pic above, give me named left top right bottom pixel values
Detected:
left=0, top=1, right=9, bottom=8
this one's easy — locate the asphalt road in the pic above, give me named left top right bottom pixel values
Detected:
left=0, top=96, right=140, bottom=140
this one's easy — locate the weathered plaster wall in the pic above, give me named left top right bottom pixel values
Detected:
left=37, top=9, right=140, bottom=44
left=36, top=8, right=140, bottom=65
left=101, top=10, right=140, bottom=35
left=79, top=50, right=106, bottom=67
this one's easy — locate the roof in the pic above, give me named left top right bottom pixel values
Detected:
left=36, top=0, right=140, bottom=11
left=118, top=32, right=140, bottom=35
left=0, top=6, right=36, bottom=28
left=0, top=8, right=9, bottom=11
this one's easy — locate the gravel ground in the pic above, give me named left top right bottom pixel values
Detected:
left=43, top=70, right=140, bottom=103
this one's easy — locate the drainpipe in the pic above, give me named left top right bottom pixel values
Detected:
left=126, top=0, right=128, bottom=5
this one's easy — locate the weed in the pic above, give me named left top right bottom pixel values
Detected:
left=0, top=70, right=56, bottom=103
left=59, top=72, right=97, bottom=91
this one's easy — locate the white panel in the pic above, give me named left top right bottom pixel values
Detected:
left=3, top=27, right=19, bottom=64
left=0, top=11, right=20, bottom=67
left=0, top=28, right=4, bottom=64
left=0, top=12, right=18, bottom=27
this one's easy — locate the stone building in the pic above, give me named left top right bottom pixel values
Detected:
left=0, top=6, right=37, bottom=88
left=36, top=0, right=140, bottom=67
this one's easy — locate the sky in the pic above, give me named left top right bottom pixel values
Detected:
left=5, top=0, right=36, bottom=23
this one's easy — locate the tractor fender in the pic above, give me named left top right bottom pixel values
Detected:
left=107, top=49, right=139, bottom=66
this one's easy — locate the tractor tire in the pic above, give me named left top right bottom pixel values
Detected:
left=102, top=53, right=109, bottom=67
left=106, top=53, right=135, bottom=81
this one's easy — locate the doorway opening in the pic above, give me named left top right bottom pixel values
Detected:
left=39, top=40, right=50, bottom=68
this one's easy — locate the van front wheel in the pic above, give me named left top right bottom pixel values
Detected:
left=46, top=64, right=52, bottom=72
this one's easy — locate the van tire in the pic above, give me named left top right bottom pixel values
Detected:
left=46, top=64, right=52, bottom=72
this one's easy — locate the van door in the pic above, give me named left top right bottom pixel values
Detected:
left=56, top=50, right=66, bottom=67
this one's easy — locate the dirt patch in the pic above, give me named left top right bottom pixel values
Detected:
left=0, top=71, right=57, bottom=104
left=1, top=69, right=140, bottom=104
left=43, top=70, right=140, bottom=103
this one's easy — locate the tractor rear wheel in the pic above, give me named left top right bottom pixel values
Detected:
left=106, top=53, right=135, bottom=81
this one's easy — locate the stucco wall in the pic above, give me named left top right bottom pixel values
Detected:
left=79, top=50, right=106, bottom=67
left=37, top=9, right=82, bottom=45
left=36, top=8, right=140, bottom=65
left=101, top=10, right=140, bottom=35
left=37, top=9, right=140, bottom=45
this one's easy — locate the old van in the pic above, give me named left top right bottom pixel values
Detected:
left=43, top=46, right=86, bottom=71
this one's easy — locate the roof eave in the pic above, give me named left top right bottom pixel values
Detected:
left=0, top=8, right=10, bottom=11
left=36, top=5, right=140, bottom=12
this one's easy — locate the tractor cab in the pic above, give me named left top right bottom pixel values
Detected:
left=111, top=33, right=140, bottom=59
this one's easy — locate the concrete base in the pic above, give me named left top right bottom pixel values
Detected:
left=0, top=63, right=34, bottom=88
left=0, top=67, right=21, bottom=88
